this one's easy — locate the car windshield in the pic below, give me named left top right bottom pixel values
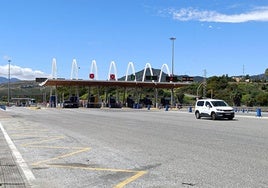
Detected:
left=211, top=100, right=228, bottom=107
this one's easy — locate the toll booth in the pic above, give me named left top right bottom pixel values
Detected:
left=108, top=95, right=121, bottom=108
left=143, top=95, right=152, bottom=107
left=126, top=95, right=134, bottom=108
left=87, top=94, right=101, bottom=108
left=12, top=98, right=36, bottom=107
left=50, top=95, right=56, bottom=107
left=139, top=95, right=152, bottom=108
left=160, top=97, right=170, bottom=108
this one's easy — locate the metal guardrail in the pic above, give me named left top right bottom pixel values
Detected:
left=233, top=107, right=268, bottom=113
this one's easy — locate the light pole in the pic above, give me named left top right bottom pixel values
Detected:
left=170, top=37, right=176, bottom=107
left=8, top=59, right=11, bottom=106
left=170, top=37, right=176, bottom=75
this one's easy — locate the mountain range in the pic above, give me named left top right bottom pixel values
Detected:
left=0, top=77, right=20, bottom=84
left=0, top=69, right=265, bottom=84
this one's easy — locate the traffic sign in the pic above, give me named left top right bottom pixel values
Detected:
left=89, top=73, right=94, bottom=79
left=182, top=76, right=194, bottom=82
left=110, top=74, right=115, bottom=80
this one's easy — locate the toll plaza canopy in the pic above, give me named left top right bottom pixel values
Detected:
left=40, top=79, right=191, bottom=89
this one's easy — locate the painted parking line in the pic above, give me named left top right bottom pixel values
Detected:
left=12, top=134, right=91, bottom=166
left=21, top=136, right=65, bottom=147
left=31, top=146, right=91, bottom=166
left=0, top=123, right=36, bottom=185
left=114, top=170, right=147, bottom=188
left=48, top=164, right=147, bottom=188
left=8, top=126, right=147, bottom=187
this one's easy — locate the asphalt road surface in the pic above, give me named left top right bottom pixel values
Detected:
left=1, top=107, right=268, bottom=188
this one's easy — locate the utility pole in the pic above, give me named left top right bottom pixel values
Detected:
left=8, top=59, right=11, bottom=106
left=170, top=37, right=176, bottom=107
left=170, top=37, right=176, bottom=75
left=203, top=69, right=207, bottom=98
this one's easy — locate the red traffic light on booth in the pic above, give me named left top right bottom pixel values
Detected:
left=110, top=74, right=116, bottom=80
left=166, top=76, right=178, bottom=82
left=89, top=73, right=94, bottom=79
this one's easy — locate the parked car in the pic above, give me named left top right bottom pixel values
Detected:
left=63, top=96, right=79, bottom=108
left=194, top=99, right=235, bottom=120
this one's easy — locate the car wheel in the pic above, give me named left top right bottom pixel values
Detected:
left=228, top=117, right=234, bottom=120
left=211, top=112, right=216, bottom=120
left=195, top=111, right=201, bottom=119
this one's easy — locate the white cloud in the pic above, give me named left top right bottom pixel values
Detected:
left=3, top=55, right=10, bottom=60
left=0, top=64, right=49, bottom=80
left=169, top=7, right=268, bottom=23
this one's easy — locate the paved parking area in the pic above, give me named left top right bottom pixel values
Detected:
left=1, top=107, right=268, bottom=187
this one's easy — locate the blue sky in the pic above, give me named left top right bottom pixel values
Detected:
left=1, top=0, right=268, bottom=80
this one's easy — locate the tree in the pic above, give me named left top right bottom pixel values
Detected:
left=256, top=93, right=268, bottom=106
left=242, top=94, right=255, bottom=107
left=265, top=68, right=268, bottom=81
left=232, top=92, right=242, bottom=106
left=206, top=76, right=229, bottom=100
left=176, top=93, right=184, bottom=104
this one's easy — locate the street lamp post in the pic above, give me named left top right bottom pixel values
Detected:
left=8, top=59, right=11, bottom=106
left=170, top=37, right=176, bottom=75
left=170, top=37, right=176, bottom=107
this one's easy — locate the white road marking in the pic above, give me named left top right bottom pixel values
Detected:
left=0, top=123, right=36, bottom=185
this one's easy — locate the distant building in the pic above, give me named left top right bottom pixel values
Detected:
left=12, top=98, right=36, bottom=107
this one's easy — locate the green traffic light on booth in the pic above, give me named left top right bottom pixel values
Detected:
left=130, top=74, right=135, bottom=80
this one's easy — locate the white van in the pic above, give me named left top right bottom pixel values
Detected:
left=194, top=99, right=235, bottom=120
